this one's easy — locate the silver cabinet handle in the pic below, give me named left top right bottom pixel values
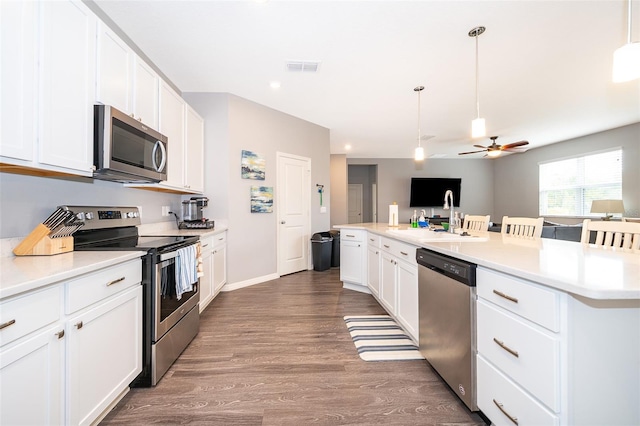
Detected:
left=218, top=238, right=224, bottom=241
left=383, top=244, right=390, bottom=248
left=55, top=330, right=65, bottom=339
left=75, top=321, right=83, bottom=329
left=493, top=399, right=518, bottom=425
left=346, top=234, right=355, bottom=238
left=281, top=221, right=286, bottom=224
left=202, top=244, right=209, bottom=248
left=0, top=319, right=16, bottom=330
left=493, top=337, right=519, bottom=358
left=106, top=276, right=125, bottom=287
left=493, top=289, right=519, bottom=303
left=400, top=251, right=408, bottom=256
left=369, top=238, right=374, bottom=242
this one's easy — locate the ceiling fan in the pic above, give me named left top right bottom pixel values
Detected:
left=458, top=136, right=529, bottom=157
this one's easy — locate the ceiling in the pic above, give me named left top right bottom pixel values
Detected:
left=92, top=0, right=640, bottom=159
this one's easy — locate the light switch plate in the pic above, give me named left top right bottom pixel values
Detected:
left=320, top=206, right=327, bottom=213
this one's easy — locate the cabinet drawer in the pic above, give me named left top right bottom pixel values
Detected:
left=477, top=267, right=560, bottom=332
left=200, top=236, right=214, bottom=253
left=0, top=286, right=61, bottom=347
left=367, top=233, right=381, bottom=247
left=478, top=355, right=559, bottom=426
left=212, top=231, right=226, bottom=247
left=478, top=356, right=560, bottom=426
left=66, top=259, right=141, bottom=314
left=381, top=237, right=417, bottom=264
left=477, top=299, right=560, bottom=411
left=341, top=230, right=364, bottom=242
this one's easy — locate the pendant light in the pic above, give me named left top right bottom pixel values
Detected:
left=613, top=0, right=640, bottom=82
left=414, top=85, right=425, bottom=161
left=469, top=26, right=486, bottom=138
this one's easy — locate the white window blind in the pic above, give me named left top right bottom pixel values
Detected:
left=539, top=149, right=622, bottom=216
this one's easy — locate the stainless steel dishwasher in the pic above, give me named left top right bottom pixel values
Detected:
left=417, top=248, right=478, bottom=411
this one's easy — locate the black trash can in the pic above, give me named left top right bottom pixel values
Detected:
left=311, top=232, right=333, bottom=271
left=329, top=230, right=340, bottom=267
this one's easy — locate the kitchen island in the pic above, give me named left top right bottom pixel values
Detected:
left=334, top=223, right=640, bottom=426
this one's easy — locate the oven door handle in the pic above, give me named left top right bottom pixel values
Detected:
left=159, top=251, right=178, bottom=261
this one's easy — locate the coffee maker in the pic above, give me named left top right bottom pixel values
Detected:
left=179, top=197, right=215, bottom=229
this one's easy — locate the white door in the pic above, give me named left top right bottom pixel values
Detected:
left=277, top=153, right=311, bottom=276
left=348, top=184, right=363, bottom=223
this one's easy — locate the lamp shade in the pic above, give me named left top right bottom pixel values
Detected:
left=590, top=199, right=625, bottom=214
left=414, top=146, right=425, bottom=161
left=471, top=117, right=486, bottom=138
left=613, top=42, right=640, bottom=82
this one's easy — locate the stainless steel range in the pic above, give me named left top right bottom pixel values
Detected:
left=64, top=205, right=200, bottom=387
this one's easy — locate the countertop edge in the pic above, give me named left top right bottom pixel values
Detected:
left=334, top=223, right=640, bottom=300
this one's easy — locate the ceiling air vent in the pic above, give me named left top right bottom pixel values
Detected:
left=286, top=60, right=321, bottom=73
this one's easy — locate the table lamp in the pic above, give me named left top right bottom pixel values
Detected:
left=590, top=199, right=625, bottom=220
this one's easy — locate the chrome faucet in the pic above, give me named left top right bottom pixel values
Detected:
left=443, top=190, right=455, bottom=233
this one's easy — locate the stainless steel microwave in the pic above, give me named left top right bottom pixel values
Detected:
left=93, top=104, right=168, bottom=183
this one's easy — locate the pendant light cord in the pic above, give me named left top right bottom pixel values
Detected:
left=475, top=33, right=481, bottom=119
left=627, top=0, right=632, bottom=44
left=417, top=88, right=421, bottom=147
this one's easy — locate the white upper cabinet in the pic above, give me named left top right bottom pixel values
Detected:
left=133, top=57, right=159, bottom=129
left=185, top=104, right=204, bottom=192
left=96, top=22, right=159, bottom=130
left=39, top=0, right=96, bottom=175
left=0, top=0, right=37, bottom=162
left=159, top=80, right=186, bottom=189
left=95, top=21, right=132, bottom=115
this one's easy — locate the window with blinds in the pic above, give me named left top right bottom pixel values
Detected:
left=539, top=149, right=622, bottom=216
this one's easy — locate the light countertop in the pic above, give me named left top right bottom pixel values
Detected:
left=0, top=251, right=143, bottom=300
left=334, top=223, right=640, bottom=300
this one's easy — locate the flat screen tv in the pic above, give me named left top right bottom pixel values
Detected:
left=409, top=178, right=461, bottom=208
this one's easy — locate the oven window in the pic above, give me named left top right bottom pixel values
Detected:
left=159, top=258, right=198, bottom=322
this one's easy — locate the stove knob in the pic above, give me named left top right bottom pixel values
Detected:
left=76, top=212, right=85, bottom=221
left=127, top=212, right=136, bottom=218
left=85, top=212, right=94, bottom=220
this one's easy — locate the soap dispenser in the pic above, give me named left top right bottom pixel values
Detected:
left=418, top=210, right=428, bottom=228
left=411, top=210, right=418, bottom=228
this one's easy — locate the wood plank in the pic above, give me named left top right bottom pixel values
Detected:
left=101, top=269, right=486, bottom=425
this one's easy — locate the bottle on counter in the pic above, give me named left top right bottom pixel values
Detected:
left=418, top=210, right=428, bottom=228
left=411, top=210, right=418, bottom=228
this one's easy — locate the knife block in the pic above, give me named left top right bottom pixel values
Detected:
left=13, top=224, right=74, bottom=256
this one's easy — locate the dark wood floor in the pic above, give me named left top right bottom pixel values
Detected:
left=101, top=268, right=486, bottom=425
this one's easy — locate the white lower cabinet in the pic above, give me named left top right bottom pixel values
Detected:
left=340, top=230, right=367, bottom=291
left=199, top=232, right=227, bottom=313
left=67, top=285, right=142, bottom=426
left=0, top=324, right=64, bottom=426
left=377, top=235, right=419, bottom=341
left=366, top=244, right=380, bottom=297
left=0, top=258, right=142, bottom=426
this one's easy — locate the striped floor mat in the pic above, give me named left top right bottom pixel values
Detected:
left=343, top=315, right=424, bottom=362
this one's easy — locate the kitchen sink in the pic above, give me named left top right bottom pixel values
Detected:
left=386, top=228, right=489, bottom=243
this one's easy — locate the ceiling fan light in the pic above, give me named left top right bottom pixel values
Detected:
left=414, top=146, right=425, bottom=161
left=472, top=118, right=486, bottom=138
left=487, top=149, right=501, bottom=158
left=613, top=42, right=640, bottom=82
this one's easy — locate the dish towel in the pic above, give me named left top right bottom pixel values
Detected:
left=196, top=242, right=204, bottom=278
left=175, top=244, right=197, bottom=300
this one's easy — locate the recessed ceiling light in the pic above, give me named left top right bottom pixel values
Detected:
left=270, top=81, right=281, bottom=89
left=345, top=144, right=352, bottom=150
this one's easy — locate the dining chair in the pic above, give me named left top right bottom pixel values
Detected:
left=501, top=216, right=544, bottom=238
left=580, top=219, right=640, bottom=251
left=462, top=215, right=490, bottom=232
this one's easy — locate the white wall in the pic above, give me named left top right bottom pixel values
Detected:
left=184, top=93, right=331, bottom=286
left=347, top=158, right=495, bottom=225
left=493, top=123, right=640, bottom=220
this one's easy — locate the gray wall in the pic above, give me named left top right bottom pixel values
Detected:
left=493, top=123, right=640, bottom=221
left=347, top=158, right=495, bottom=225
left=0, top=174, right=180, bottom=238
left=330, top=154, right=348, bottom=228
left=184, top=93, right=331, bottom=285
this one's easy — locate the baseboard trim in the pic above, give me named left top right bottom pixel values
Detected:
left=222, top=273, right=280, bottom=292
left=342, top=282, right=371, bottom=294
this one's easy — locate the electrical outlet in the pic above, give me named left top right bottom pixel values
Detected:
left=137, top=206, right=142, bottom=218
left=161, top=206, right=170, bottom=217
